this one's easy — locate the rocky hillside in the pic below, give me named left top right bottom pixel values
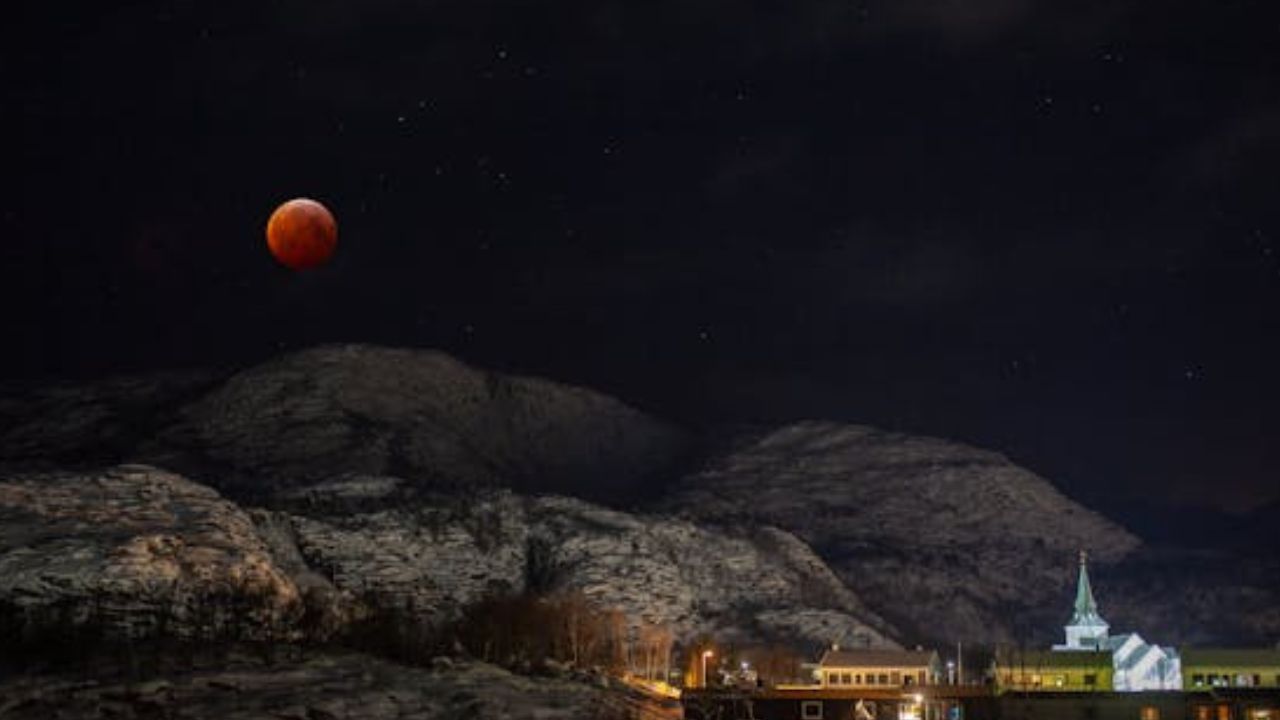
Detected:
left=0, top=345, right=690, bottom=504
left=0, top=465, right=893, bottom=653
left=147, top=345, right=690, bottom=502
left=0, top=465, right=303, bottom=639
left=0, top=652, right=680, bottom=720
left=659, top=422, right=1143, bottom=645
left=3, top=345, right=1276, bottom=652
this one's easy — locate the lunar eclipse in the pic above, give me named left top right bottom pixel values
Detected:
left=265, top=198, right=337, bottom=271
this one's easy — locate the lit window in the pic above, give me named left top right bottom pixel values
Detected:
left=842, top=673, right=852, bottom=685
left=1140, top=707, right=1161, bottom=720
left=827, top=672, right=838, bottom=686
left=802, top=700, right=824, bottom=719
left=1192, top=674, right=1205, bottom=687
left=879, top=674, right=889, bottom=685
left=1216, top=705, right=1230, bottom=720
left=855, top=674, right=862, bottom=684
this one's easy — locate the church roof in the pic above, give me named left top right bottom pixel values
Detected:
left=1069, top=551, right=1108, bottom=628
left=995, top=649, right=1114, bottom=669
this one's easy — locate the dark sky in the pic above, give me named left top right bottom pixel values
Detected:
left=3, top=1, right=1278, bottom=514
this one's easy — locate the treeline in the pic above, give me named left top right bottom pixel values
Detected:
left=346, top=589, right=676, bottom=681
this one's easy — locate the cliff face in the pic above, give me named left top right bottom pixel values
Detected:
left=659, top=422, right=1142, bottom=645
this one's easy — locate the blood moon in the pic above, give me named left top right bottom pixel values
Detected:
left=265, top=198, right=337, bottom=270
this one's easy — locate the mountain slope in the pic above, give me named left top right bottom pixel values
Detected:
left=148, top=345, right=691, bottom=502
left=658, top=421, right=1141, bottom=645
left=0, top=465, right=894, bottom=653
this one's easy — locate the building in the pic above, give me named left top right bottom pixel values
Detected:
left=993, top=648, right=1115, bottom=691
left=817, top=648, right=942, bottom=689
left=1052, top=551, right=1182, bottom=691
left=1182, top=648, right=1280, bottom=690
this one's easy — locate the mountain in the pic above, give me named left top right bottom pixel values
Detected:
left=657, top=421, right=1141, bottom=645
left=1, top=345, right=691, bottom=505
left=2, top=344, right=1276, bottom=656
left=659, top=422, right=1280, bottom=647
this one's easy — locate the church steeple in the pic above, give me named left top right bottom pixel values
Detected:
left=1071, top=550, right=1105, bottom=626
left=1058, top=550, right=1109, bottom=650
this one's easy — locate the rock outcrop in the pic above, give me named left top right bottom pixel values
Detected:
left=0, top=465, right=893, bottom=651
left=0, top=465, right=303, bottom=639
left=277, top=476, right=895, bottom=649
left=660, top=422, right=1142, bottom=645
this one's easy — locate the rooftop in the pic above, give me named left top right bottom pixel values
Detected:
left=819, top=649, right=939, bottom=668
left=1181, top=649, right=1280, bottom=667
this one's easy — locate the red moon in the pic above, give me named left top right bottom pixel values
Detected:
left=265, top=198, right=337, bottom=270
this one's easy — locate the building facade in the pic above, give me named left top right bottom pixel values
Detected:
left=1182, top=649, right=1280, bottom=690
left=817, top=648, right=943, bottom=689
left=993, top=649, right=1116, bottom=692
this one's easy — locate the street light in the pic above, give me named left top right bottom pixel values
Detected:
left=702, top=650, right=714, bottom=689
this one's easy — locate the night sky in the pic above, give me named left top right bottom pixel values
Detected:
left=3, top=1, right=1278, bottom=517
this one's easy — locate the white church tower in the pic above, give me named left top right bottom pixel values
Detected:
left=1051, top=550, right=1182, bottom=690
left=1056, top=551, right=1110, bottom=650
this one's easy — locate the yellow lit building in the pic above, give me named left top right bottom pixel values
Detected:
left=817, top=648, right=942, bottom=689
left=992, top=649, right=1115, bottom=692
left=1182, top=649, right=1280, bottom=690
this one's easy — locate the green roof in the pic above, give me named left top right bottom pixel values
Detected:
left=994, top=650, right=1113, bottom=669
left=1181, top=649, right=1280, bottom=668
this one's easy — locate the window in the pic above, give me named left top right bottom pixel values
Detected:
left=891, top=671, right=902, bottom=685
left=1251, top=674, right=1261, bottom=687
left=827, top=672, right=838, bottom=686
left=801, top=700, right=824, bottom=719
left=1216, top=705, right=1230, bottom=720
left=1140, top=707, right=1161, bottom=720
left=842, top=673, right=852, bottom=685
left=1196, top=706, right=1213, bottom=720
left=878, top=674, right=889, bottom=685
left=1193, top=674, right=1205, bottom=688
left=1084, top=674, right=1098, bottom=687
left=855, top=674, right=862, bottom=684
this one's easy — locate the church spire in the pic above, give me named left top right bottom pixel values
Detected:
left=1070, top=550, right=1107, bottom=627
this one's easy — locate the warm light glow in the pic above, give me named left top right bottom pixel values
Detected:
left=703, top=650, right=714, bottom=658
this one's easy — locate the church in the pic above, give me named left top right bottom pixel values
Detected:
left=1051, top=551, right=1183, bottom=691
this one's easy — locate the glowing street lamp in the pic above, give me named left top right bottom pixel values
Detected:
left=702, top=650, right=714, bottom=689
